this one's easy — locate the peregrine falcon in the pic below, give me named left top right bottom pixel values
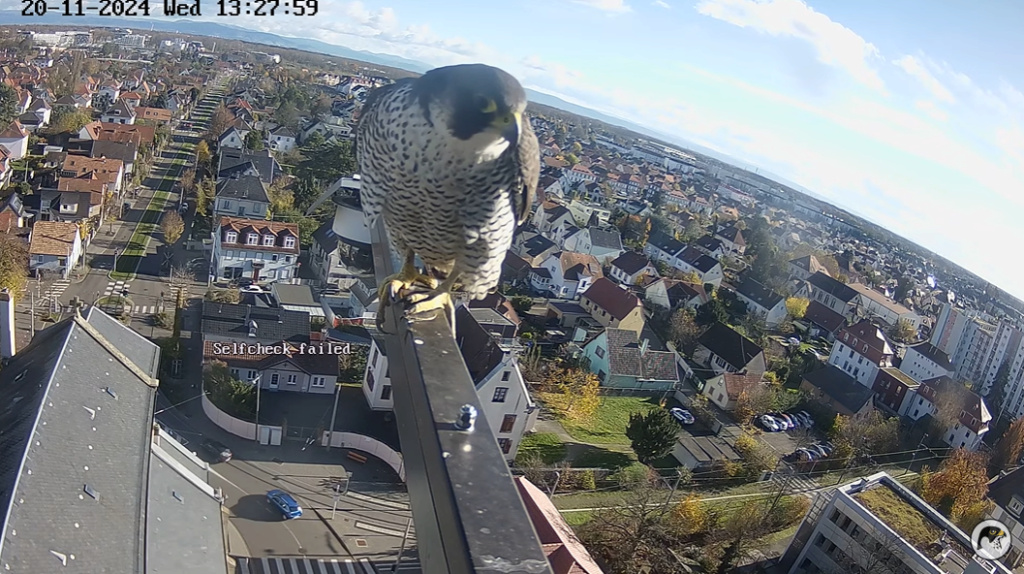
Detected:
left=356, top=64, right=540, bottom=331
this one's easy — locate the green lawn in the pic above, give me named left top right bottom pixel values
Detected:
left=572, top=447, right=635, bottom=469
left=560, top=396, right=661, bottom=445
left=517, top=433, right=568, bottom=465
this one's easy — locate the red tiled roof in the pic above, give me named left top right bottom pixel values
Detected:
left=581, top=277, right=640, bottom=320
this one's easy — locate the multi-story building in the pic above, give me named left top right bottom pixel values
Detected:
left=211, top=217, right=300, bottom=284
left=213, top=174, right=270, bottom=219
left=905, top=376, right=991, bottom=451
left=780, top=472, right=1011, bottom=574
left=827, top=320, right=895, bottom=388
left=931, top=302, right=971, bottom=356
left=899, top=342, right=954, bottom=382
left=362, top=307, right=538, bottom=461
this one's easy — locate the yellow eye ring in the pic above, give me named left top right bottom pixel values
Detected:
left=481, top=99, right=498, bottom=113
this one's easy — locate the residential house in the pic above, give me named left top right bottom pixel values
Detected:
left=218, top=148, right=281, bottom=184
left=703, top=373, right=763, bottom=411
left=608, top=251, right=658, bottom=286
left=643, top=278, right=709, bottom=311
left=849, top=282, right=922, bottom=330
left=201, top=340, right=337, bottom=394
left=529, top=251, right=602, bottom=299
left=363, top=308, right=538, bottom=460
left=219, top=126, right=245, bottom=150
left=693, top=322, right=767, bottom=377
left=531, top=201, right=576, bottom=236
left=28, top=220, right=82, bottom=278
left=514, top=231, right=559, bottom=266
left=91, top=139, right=138, bottom=175
left=644, top=232, right=685, bottom=266
left=200, top=301, right=311, bottom=346
left=803, top=271, right=860, bottom=318
left=97, top=81, right=121, bottom=103
left=579, top=277, right=645, bottom=336
left=985, top=467, right=1024, bottom=569
left=801, top=299, right=847, bottom=342
left=17, top=97, right=51, bottom=131
left=0, top=120, right=28, bottom=160
left=733, top=277, right=788, bottom=327
left=100, top=99, right=136, bottom=125
left=692, top=235, right=726, bottom=260
left=213, top=174, right=270, bottom=219
left=61, top=154, right=125, bottom=193
left=800, top=365, right=875, bottom=420
left=37, top=185, right=105, bottom=227
left=788, top=254, right=830, bottom=281
left=714, top=223, right=746, bottom=255
left=900, top=342, right=955, bottom=382
left=906, top=376, right=991, bottom=451
left=562, top=226, right=624, bottom=262
left=872, top=367, right=920, bottom=416
left=581, top=328, right=679, bottom=391
left=0, top=307, right=227, bottom=574
left=566, top=198, right=611, bottom=227
left=135, top=106, right=172, bottom=123
left=268, top=125, right=297, bottom=152
left=119, top=91, right=142, bottom=108
left=212, top=217, right=300, bottom=283
left=673, top=246, right=724, bottom=288
left=0, top=192, right=31, bottom=233
left=502, top=251, right=533, bottom=285
left=827, top=320, right=895, bottom=388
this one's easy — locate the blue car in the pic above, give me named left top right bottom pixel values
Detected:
left=267, top=489, right=302, bottom=520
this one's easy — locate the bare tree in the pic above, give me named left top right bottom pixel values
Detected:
left=169, top=264, right=192, bottom=289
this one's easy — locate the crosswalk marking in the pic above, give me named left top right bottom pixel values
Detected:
left=103, top=280, right=131, bottom=296
left=358, top=558, right=375, bottom=574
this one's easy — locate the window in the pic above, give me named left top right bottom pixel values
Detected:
left=263, top=235, right=275, bottom=246
left=287, top=374, right=297, bottom=385
left=498, top=438, right=512, bottom=454
left=500, top=415, right=517, bottom=433
left=271, top=254, right=279, bottom=261
left=246, top=370, right=257, bottom=380
left=270, top=373, right=279, bottom=386
left=595, top=346, right=605, bottom=359
left=223, top=200, right=232, bottom=209
left=225, top=231, right=237, bottom=243
left=371, top=348, right=379, bottom=365
left=381, top=385, right=392, bottom=400
left=246, top=233, right=259, bottom=245
left=492, top=387, right=508, bottom=402
left=311, top=376, right=326, bottom=388
left=1010, top=497, right=1024, bottom=516
left=501, top=371, right=511, bottom=382
left=284, top=236, right=296, bottom=248
left=285, top=256, right=292, bottom=263
left=849, top=349, right=854, bottom=359
left=717, top=393, right=724, bottom=402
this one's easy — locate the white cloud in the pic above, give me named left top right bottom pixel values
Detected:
left=913, top=100, right=948, bottom=122
left=653, top=0, right=671, bottom=8
left=695, top=0, right=885, bottom=92
left=892, top=54, right=955, bottom=104
left=570, top=0, right=632, bottom=13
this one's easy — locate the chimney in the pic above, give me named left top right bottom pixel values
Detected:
left=0, top=289, right=15, bottom=358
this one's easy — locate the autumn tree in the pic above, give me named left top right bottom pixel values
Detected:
left=0, top=233, right=28, bottom=298
left=922, top=448, right=991, bottom=528
left=205, top=104, right=234, bottom=142
left=46, top=107, right=93, bottom=135
left=732, top=433, right=777, bottom=475
left=195, top=178, right=216, bottom=216
left=160, top=210, right=185, bottom=244
left=266, top=178, right=295, bottom=215
left=889, top=318, right=917, bottom=343
left=785, top=297, right=809, bottom=319
left=195, top=140, right=212, bottom=171
left=667, top=308, right=702, bottom=351
left=669, top=493, right=712, bottom=537
left=626, top=408, right=679, bottom=463
left=0, top=84, right=18, bottom=126
left=735, top=384, right=774, bottom=424
left=989, top=417, right=1024, bottom=476
left=544, top=367, right=601, bottom=421
left=180, top=168, right=196, bottom=196
left=829, top=411, right=900, bottom=456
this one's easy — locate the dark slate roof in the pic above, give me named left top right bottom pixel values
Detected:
left=647, top=232, right=684, bottom=256
left=693, top=235, right=723, bottom=253
left=218, top=148, right=280, bottom=184
left=91, top=139, right=138, bottom=164
left=697, top=322, right=764, bottom=371
left=988, top=467, right=1024, bottom=514
left=312, top=221, right=339, bottom=253
left=789, top=254, right=828, bottom=275
left=606, top=328, right=642, bottom=377
left=735, top=277, right=784, bottom=311
left=610, top=251, right=652, bottom=275
left=522, top=234, right=557, bottom=259
left=588, top=227, right=622, bottom=250
left=667, top=281, right=708, bottom=307
left=454, top=306, right=507, bottom=388
left=215, top=173, right=269, bottom=204
left=908, top=342, right=953, bottom=370
left=201, top=301, right=310, bottom=343
left=803, top=365, right=874, bottom=413
left=807, top=271, right=859, bottom=302
left=0, top=309, right=159, bottom=573
left=715, top=225, right=745, bottom=246
left=804, top=300, right=846, bottom=333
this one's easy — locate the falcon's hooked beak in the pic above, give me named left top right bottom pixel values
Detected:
left=494, top=111, right=521, bottom=147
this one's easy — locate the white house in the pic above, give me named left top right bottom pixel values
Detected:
left=899, top=342, right=954, bottom=382
left=827, top=320, right=895, bottom=388
left=204, top=344, right=338, bottom=395
left=28, top=221, right=83, bottom=279
left=212, top=216, right=300, bottom=284
left=363, top=307, right=538, bottom=460
left=804, top=271, right=860, bottom=318
left=644, top=232, right=685, bottom=266
left=672, top=246, right=724, bottom=288
left=643, top=278, right=709, bottom=311
left=714, top=222, right=746, bottom=255
left=561, top=226, right=624, bottom=262
left=733, top=277, right=787, bottom=327
left=528, top=251, right=602, bottom=299
left=609, top=251, right=658, bottom=286
left=531, top=201, right=576, bottom=236
left=0, top=121, right=29, bottom=160
left=849, top=282, right=922, bottom=330
left=268, top=125, right=297, bottom=152
left=905, top=376, right=991, bottom=451
left=100, top=100, right=136, bottom=125
left=218, top=127, right=246, bottom=150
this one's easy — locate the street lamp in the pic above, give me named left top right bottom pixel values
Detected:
left=253, top=374, right=263, bottom=444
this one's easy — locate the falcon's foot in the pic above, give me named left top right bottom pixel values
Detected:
left=376, top=267, right=437, bottom=333
left=404, top=289, right=456, bottom=331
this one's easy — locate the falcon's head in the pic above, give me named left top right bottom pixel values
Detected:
left=981, top=526, right=1006, bottom=544
left=415, top=64, right=528, bottom=152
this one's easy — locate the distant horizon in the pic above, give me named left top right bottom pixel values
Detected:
left=2, top=6, right=1019, bottom=299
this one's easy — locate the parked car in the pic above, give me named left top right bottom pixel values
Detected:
left=795, top=448, right=817, bottom=461
left=200, top=438, right=232, bottom=462
left=769, top=412, right=795, bottom=429
left=789, top=411, right=810, bottom=427
left=809, top=444, right=830, bottom=458
left=240, top=285, right=267, bottom=293
left=816, top=442, right=834, bottom=456
left=798, top=411, right=814, bottom=426
left=267, top=489, right=303, bottom=519
left=760, top=414, right=783, bottom=432
left=670, top=407, right=696, bottom=425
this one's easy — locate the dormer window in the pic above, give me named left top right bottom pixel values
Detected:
left=283, top=236, right=296, bottom=249
left=246, top=233, right=259, bottom=245
left=225, top=231, right=237, bottom=243
left=263, top=235, right=275, bottom=246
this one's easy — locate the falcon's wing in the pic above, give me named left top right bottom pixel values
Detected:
left=355, top=79, right=415, bottom=228
left=511, top=117, right=540, bottom=227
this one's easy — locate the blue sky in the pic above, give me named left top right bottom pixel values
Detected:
left=131, top=1, right=1024, bottom=298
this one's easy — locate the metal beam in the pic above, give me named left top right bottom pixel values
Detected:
left=369, top=220, right=553, bottom=574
